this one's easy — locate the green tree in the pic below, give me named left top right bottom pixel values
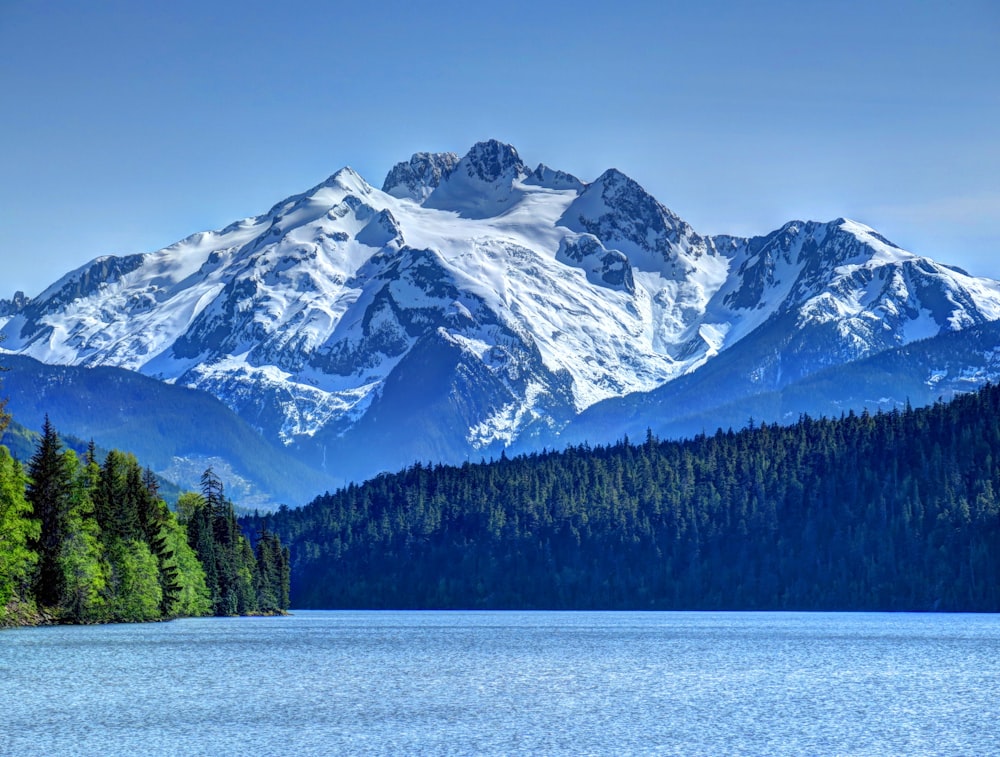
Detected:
left=254, top=530, right=291, bottom=613
left=254, top=530, right=280, bottom=613
left=0, top=446, right=38, bottom=619
left=105, top=538, right=161, bottom=622
left=186, top=468, right=286, bottom=615
left=26, top=417, right=74, bottom=608
left=176, top=491, right=203, bottom=525
left=92, top=449, right=204, bottom=622
left=58, top=449, right=109, bottom=622
left=159, top=514, right=211, bottom=617
left=184, top=490, right=220, bottom=610
left=93, top=450, right=141, bottom=542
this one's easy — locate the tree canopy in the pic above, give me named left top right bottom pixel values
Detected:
left=2, top=420, right=290, bottom=626
left=247, top=384, right=1000, bottom=611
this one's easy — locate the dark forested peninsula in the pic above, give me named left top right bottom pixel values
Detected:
left=1, top=416, right=289, bottom=627
left=247, top=385, right=1000, bottom=611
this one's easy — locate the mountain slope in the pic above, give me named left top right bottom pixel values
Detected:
left=555, top=318, right=1000, bottom=449
left=0, top=354, right=331, bottom=507
left=3, top=140, right=999, bottom=483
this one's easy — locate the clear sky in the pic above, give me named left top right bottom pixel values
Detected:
left=2, top=0, right=997, bottom=298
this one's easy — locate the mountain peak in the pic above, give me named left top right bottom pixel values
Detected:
left=460, top=140, right=526, bottom=183
left=320, top=166, right=372, bottom=195
left=260, top=166, right=374, bottom=226
left=382, top=151, right=460, bottom=202
left=422, top=140, right=530, bottom=218
left=559, top=166, right=699, bottom=272
left=833, top=218, right=904, bottom=252
left=593, top=167, right=630, bottom=184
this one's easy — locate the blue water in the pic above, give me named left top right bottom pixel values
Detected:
left=2, top=611, right=999, bottom=756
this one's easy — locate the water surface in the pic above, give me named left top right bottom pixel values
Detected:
left=2, top=611, right=998, bottom=755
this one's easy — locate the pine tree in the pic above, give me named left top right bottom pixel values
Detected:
left=93, top=450, right=175, bottom=622
left=185, top=468, right=290, bottom=615
left=185, top=492, right=220, bottom=611
left=188, top=468, right=241, bottom=615
left=201, top=467, right=225, bottom=520
left=26, top=417, right=74, bottom=608
left=254, top=530, right=280, bottom=613
left=278, top=540, right=291, bottom=610
left=150, top=529, right=182, bottom=616
left=130, top=462, right=165, bottom=546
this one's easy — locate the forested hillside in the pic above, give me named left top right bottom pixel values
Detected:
left=248, top=385, right=1000, bottom=611
left=1, top=415, right=290, bottom=627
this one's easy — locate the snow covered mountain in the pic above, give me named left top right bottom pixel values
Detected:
left=3, top=139, right=1000, bottom=482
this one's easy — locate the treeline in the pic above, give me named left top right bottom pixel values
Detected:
left=247, top=384, right=1000, bottom=611
left=1, top=417, right=289, bottom=626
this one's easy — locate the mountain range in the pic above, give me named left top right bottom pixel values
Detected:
left=3, top=139, right=999, bottom=501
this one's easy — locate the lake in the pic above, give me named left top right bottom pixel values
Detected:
left=2, top=611, right=999, bottom=755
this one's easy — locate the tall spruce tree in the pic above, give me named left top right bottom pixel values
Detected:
left=26, top=417, right=74, bottom=608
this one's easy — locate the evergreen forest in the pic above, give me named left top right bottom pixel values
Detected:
left=0, top=413, right=290, bottom=627
left=247, top=384, right=1000, bottom=611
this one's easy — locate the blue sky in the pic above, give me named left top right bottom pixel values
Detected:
left=2, top=0, right=997, bottom=297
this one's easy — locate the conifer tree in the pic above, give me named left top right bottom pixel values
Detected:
left=93, top=451, right=170, bottom=622
left=186, top=468, right=289, bottom=615
left=185, top=491, right=220, bottom=610
left=254, top=529, right=280, bottom=613
left=59, top=449, right=108, bottom=622
left=26, top=417, right=74, bottom=608
left=149, top=526, right=182, bottom=616
left=94, top=450, right=140, bottom=542
left=201, top=467, right=225, bottom=519
left=277, top=539, right=291, bottom=610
